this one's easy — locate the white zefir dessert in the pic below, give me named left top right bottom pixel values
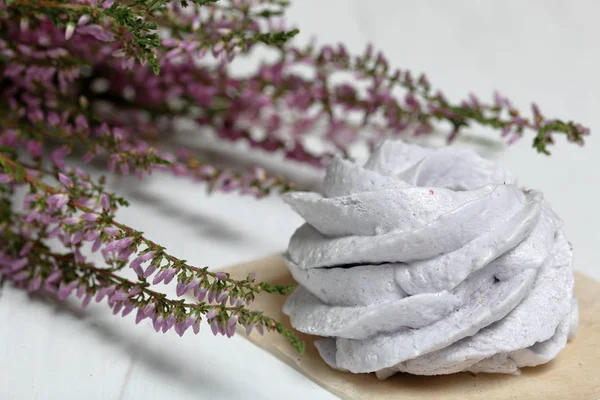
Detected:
left=281, top=140, right=578, bottom=378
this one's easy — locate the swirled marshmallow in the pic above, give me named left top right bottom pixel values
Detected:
left=282, top=140, right=577, bottom=377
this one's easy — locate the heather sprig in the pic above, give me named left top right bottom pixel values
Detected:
left=295, top=42, right=590, bottom=154
left=0, top=91, right=297, bottom=197
left=194, top=41, right=589, bottom=157
left=4, top=0, right=298, bottom=73
left=0, top=151, right=295, bottom=297
left=0, top=224, right=303, bottom=351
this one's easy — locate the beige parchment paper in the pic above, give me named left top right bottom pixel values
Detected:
left=223, top=255, right=600, bottom=400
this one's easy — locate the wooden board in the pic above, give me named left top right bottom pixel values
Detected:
left=224, top=255, right=600, bottom=400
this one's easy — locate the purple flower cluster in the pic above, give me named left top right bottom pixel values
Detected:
left=0, top=168, right=292, bottom=343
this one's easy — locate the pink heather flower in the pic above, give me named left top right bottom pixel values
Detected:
left=95, top=285, right=115, bottom=302
left=47, top=227, right=61, bottom=238
left=206, top=309, right=217, bottom=320
left=166, top=314, right=176, bottom=329
left=130, top=252, right=154, bottom=268
left=64, top=23, right=75, bottom=40
left=110, top=291, right=128, bottom=303
left=58, top=280, right=78, bottom=300
left=187, top=278, right=200, bottom=290
left=255, top=324, right=264, bottom=336
left=47, top=193, right=69, bottom=208
left=226, top=324, right=236, bottom=338
left=62, top=217, right=81, bottom=225
left=19, top=242, right=33, bottom=257
left=106, top=236, right=135, bottom=252
left=215, top=271, right=227, bottom=280
left=25, top=140, right=43, bottom=157
left=129, top=261, right=144, bottom=278
left=80, top=213, right=98, bottom=222
left=82, top=295, right=92, bottom=308
left=76, top=284, right=86, bottom=299
left=227, top=316, right=238, bottom=327
left=103, top=226, right=120, bottom=236
left=160, top=320, right=169, bottom=333
left=121, top=303, right=135, bottom=317
left=77, top=14, right=90, bottom=26
left=100, top=194, right=110, bottom=211
left=71, top=231, right=85, bottom=245
left=0, top=173, right=12, bottom=183
left=152, top=270, right=165, bottom=285
left=10, top=258, right=28, bottom=271
left=28, top=275, right=42, bottom=292
left=245, top=323, right=255, bottom=336
left=143, top=264, right=157, bottom=279
left=175, top=318, right=195, bottom=337
left=216, top=291, right=228, bottom=304
left=78, top=24, right=116, bottom=41
left=46, top=270, right=62, bottom=284
left=161, top=268, right=177, bottom=285
left=207, top=290, right=216, bottom=303
left=174, top=322, right=185, bottom=337
left=59, top=234, right=72, bottom=246
left=508, top=134, right=521, bottom=145
left=135, top=308, right=147, bottom=324
left=143, top=303, right=156, bottom=318
left=74, top=248, right=85, bottom=264
left=112, top=303, right=123, bottom=315
left=153, top=316, right=164, bottom=333
left=194, top=286, right=207, bottom=302
left=11, top=271, right=30, bottom=281
left=210, top=320, right=219, bottom=336
left=164, top=47, right=182, bottom=60
left=175, top=281, right=188, bottom=296
left=91, top=237, right=103, bottom=253
left=192, top=320, right=201, bottom=334
left=85, top=231, right=100, bottom=242
left=117, top=247, right=134, bottom=261
left=192, top=16, right=200, bottom=31
left=58, top=173, right=73, bottom=187
left=512, top=116, right=527, bottom=127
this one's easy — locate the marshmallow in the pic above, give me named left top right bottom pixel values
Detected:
left=282, top=140, right=577, bottom=377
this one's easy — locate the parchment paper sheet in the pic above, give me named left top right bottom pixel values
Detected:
left=223, top=255, right=600, bottom=400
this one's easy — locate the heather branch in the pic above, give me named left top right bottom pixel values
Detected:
left=0, top=105, right=298, bottom=196
left=5, top=0, right=298, bottom=73
left=0, top=218, right=304, bottom=351
left=0, top=152, right=296, bottom=298
left=0, top=151, right=303, bottom=351
left=295, top=43, right=589, bottom=153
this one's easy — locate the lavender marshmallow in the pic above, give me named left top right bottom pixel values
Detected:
left=281, top=140, right=577, bottom=378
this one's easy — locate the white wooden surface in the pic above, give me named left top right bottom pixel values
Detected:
left=1, top=1, right=599, bottom=399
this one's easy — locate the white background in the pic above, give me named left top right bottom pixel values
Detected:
left=1, top=1, right=599, bottom=399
